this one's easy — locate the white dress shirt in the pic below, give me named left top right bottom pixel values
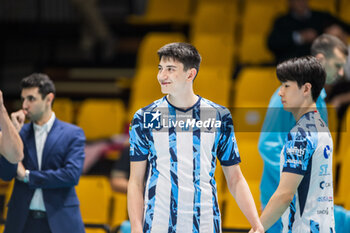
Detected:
left=29, top=112, right=55, bottom=211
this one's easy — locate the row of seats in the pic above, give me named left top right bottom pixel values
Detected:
left=128, top=0, right=350, bottom=65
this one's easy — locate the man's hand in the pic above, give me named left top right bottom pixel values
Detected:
left=11, top=110, right=26, bottom=132
left=17, top=162, right=26, bottom=181
left=299, top=28, right=318, bottom=43
left=0, top=90, right=4, bottom=107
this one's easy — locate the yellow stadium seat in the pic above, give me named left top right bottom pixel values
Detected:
left=309, top=0, right=336, bottom=15
left=339, top=0, right=350, bottom=24
left=85, top=229, right=108, bottom=233
left=52, top=98, right=74, bottom=123
left=194, top=68, right=233, bottom=107
left=234, top=67, right=280, bottom=107
left=190, top=1, right=236, bottom=40
left=77, top=99, right=126, bottom=140
left=136, top=32, right=186, bottom=69
left=128, top=67, right=164, bottom=121
left=239, top=0, right=287, bottom=64
left=221, top=179, right=261, bottom=230
left=345, top=184, right=350, bottom=210
left=336, top=107, right=350, bottom=163
left=2, top=180, right=14, bottom=220
left=235, top=132, right=262, bottom=181
left=128, top=0, right=191, bottom=24
left=232, top=67, right=280, bottom=132
left=110, top=193, right=128, bottom=228
left=335, top=147, right=350, bottom=206
left=76, top=176, right=113, bottom=224
left=192, top=35, right=235, bottom=72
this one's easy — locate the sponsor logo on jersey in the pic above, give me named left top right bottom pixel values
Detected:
left=286, top=159, right=302, bottom=165
left=317, top=208, right=329, bottom=215
left=317, top=196, right=333, bottom=202
left=320, top=181, right=331, bottom=189
left=286, top=146, right=306, bottom=157
left=324, top=145, right=331, bottom=159
left=319, top=164, right=330, bottom=176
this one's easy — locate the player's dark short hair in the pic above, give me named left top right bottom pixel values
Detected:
left=311, top=34, right=348, bottom=57
left=20, top=73, right=56, bottom=100
left=157, top=42, right=202, bottom=77
left=276, top=56, right=326, bottom=102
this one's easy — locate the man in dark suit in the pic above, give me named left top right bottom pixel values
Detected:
left=0, top=73, right=86, bottom=233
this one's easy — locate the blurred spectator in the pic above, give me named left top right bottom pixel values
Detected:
left=70, top=0, right=116, bottom=61
left=268, top=0, right=350, bottom=63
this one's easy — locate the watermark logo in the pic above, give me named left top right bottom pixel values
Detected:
left=144, top=110, right=161, bottom=129
left=143, top=110, right=222, bottom=131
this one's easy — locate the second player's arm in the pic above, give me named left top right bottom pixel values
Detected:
left=260, top=172, right=303, bottom=230
left=222, top=165, right=264, bottom=232
left=128, top=160, right=147, bottom=233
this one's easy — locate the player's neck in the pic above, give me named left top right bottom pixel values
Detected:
left=293, top=102, right=317, bottom=122
left=167, top=90, right=198, bottom=110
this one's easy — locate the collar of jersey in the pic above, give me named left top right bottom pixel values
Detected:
left=164, top=95, right=202, bottom=113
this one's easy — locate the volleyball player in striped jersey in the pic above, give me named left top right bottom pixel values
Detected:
left=127, top=42, right=264, bottom=233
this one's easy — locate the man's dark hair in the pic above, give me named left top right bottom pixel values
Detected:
left=276, top=56, right=326, bottom=102
left=157, top=42, right=202, bottom=76
left=20, top=73, right=56, bottom=100
left=311, top=34, right=348, bottom=57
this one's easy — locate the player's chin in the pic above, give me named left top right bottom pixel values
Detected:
left=160, top=87, right=171, bottom=94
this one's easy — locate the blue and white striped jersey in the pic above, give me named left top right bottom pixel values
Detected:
left=280, top=111, right=335, bottom=233
left=129, top=96, right=241, bottom=233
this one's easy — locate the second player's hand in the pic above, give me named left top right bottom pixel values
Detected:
left=11, top=110, right=26, bottom=132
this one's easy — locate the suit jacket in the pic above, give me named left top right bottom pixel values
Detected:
left=0, top=118, right=86, bottom=233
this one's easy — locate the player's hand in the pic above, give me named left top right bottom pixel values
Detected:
left=16, top=162, right=26, bottom=181
left=249, top=225, right=264, bottom=233
left=11, top=110, right=26, bottom=132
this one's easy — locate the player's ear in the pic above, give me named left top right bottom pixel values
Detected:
left=187, top=68, right=197, bottom=82
left=303, top=82, right=312, bottom=96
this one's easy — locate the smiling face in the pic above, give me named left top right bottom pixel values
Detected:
left=278, top=81, right=306, bottom=111
left=21, top=87, right=52, bottom=123
left=157, top=57, right=193, bottom=96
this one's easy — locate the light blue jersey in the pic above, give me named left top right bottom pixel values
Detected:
left=258, top=88, right=327, bottom=232
left=129, top=96, right=240, bottom=233
left=280, top=111, right=335, bottom=233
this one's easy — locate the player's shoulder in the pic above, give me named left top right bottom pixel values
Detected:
left=288, top=112, right=320, bottom=145
left=200, top=97, right=231, bottom=117
left=134, top=97, right=166, bottom=118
